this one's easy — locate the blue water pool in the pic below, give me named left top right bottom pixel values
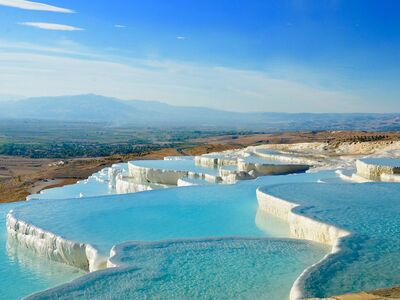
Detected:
left=4, top=170, right=345, bottom=299
left=259, top=182, right=400, bottom=297
left=28, top=177, right=116, bottom=200
left=360, top=157, right=400, bottom=168
left=27, top=238, right=328, bottom=300
left=11, top=171, right=339, bottom=256
left=243, top=154, right=292, bottom=165
left=254, top=148, right=280, bottom=155
left=28, top=163, right=129, bottom=200
left=0, top=203, right=84, bottom=300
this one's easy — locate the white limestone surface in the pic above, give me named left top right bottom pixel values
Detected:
left=238, top=158, right=309, bottom=176
left=176, top=177, right=197, bottom=186
left=164, top=156, right=194, bottom=160
left=115, top=176, right=169, bottom=193
left=194, top=151, right=238, bottom=168
left=178, top=175, right=222, bottom=186
left=253, top=146, right=319, bottom=165
left=6, top=211, right=106, bottom=272
left=108, top=167, right=122, bottom=188
left=0, top=202, right=86, bottom=300
left=380, top=173, right=400, bottom=182
left=356, top=158, right=400, bottom=181
left=128, top=161, right=187, bottom=185
left=256, top=189, right=349, bottom=246
left=128, top=159, right=224, bottom=185
left=335, top=169, right=372, bottom=183
left=129, top=148, right=309, bottom=185
left=218, top=165, right=237, bottom=177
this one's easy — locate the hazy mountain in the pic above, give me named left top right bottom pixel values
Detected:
left=0, top=94, right=398, bottom=130
left=0, top=94, right=241, bottom=124
left=0, top=95, right=132, bottom=122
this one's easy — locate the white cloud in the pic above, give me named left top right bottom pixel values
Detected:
left=0, top=0, right=73, bottom=13
left=176, top=36, right=186, bottom=40
left=114, top=24, right=126, bottom=28
left=0, top=50, right=372, bottom=113
left=0, top=39, right=95, bottom=59
left=19, top=22, right=83, bottom=31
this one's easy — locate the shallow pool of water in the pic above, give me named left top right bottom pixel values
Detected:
left=12, top=171, right=340, bottom=255
left=360, top=157, right=400, bottom=167
left=0, top=203, right=84, bottom=300
left=5, top=170, right=345, bottom=299
left=28, top=238, right=328, bottom=300
left=243, top=154, right=289, bottom=165
left=27, top=168, right=116, bottom=200
left=261, top=182, right=400, bottom=297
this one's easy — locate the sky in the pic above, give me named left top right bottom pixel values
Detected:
left=0, top=0, right=399, bottom=113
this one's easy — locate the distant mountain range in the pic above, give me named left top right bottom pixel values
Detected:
left=0, top=94, right=399, bottom=131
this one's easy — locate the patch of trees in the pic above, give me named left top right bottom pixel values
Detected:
left=351, top=135, right=389, bottom=143
left=0, top=142, right=170, bottom=158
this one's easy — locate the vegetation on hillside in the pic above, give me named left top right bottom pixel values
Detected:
left=0, top=120, right=251, bottom=158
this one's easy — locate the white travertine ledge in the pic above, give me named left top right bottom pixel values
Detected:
left=256, top=189, right=349, bottom=245
left=164, top=156, right=194, bottom=161
left=6, top=211, right=106, bottom=272
left=356, top=158, right=400, bottom=181
left=128, top=161, right=187, bottom=185
left=115, top=175, right=170, bottom=193
left=194, top=154, right=237, bottom=168
left=128, top=161, right=223, bottom=185
left=108, top=167, right=122, bottom=188
left=257, top=182, right=400, bottom=299
left=252, top=146, right=319, bottom=165
left=380, top=173, right=400, bottom=182
left=238, top=158, right=309, bottom=176
left=256, top=188, right=350, bottom=300
left=335, top=169, right=372, bottom=183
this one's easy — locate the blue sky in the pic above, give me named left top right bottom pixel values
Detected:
left=0, top=0, right=399, bottom=112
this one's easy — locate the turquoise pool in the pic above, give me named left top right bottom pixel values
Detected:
left=27, top=163, right=129, bottom=200
left=260, top=182, right=400, bottom=297
left=243, top=154, right=290, bottom=165
left=3, top=170, right=345, bottom=299
left=0, top=203, right=84, bottom=300
left=27, top=238, right=328, bottom=300
left=360, top=157, right=400, bottom=167
left=11, top=172, right=339, bottom=256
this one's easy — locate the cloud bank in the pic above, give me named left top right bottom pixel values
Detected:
left=0, top=47, right=370, bottom=113
left=19, top=22, right=83, bottom=31
left=0, top=0, right=73, bottom=13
